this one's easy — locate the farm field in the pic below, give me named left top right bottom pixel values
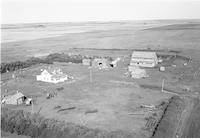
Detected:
left=1, top=20, right=200, bottom=62
left=1, top=20, right=200, bottom=138
left=1, top=56, right=170, bottom=137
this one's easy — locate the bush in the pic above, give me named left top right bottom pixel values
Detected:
left=1, top=52, right=115, bottom=74
left=1, top=107, right=138, bottom=138
left=46, top=53, right=82, bottom=64
left=0, top=58, right=52, bottom=73
left=0, top=53, right=84, bottom=73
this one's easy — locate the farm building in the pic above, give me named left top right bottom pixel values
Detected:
left=82, top=59, right=91, bottom=66
left=1, top=92, right=26, bottom=105
left=128, top=66, right=148, bottom=79
left=92, top=58, right=110, bottom=69
left=130, top=51, right=158, bottom=67
left=110, top=57, right=121, bottom=67
left=36, top=68, right=72, bottom=84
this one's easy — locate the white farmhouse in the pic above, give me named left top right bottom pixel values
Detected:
left=36, top=68, right=71, bottom=84
left=130, top=51, right=158, bottom=67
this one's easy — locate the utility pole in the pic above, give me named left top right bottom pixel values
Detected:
left=193, top=71, right=197, bottom=79
left=162, top=79, right=165, bottom=92
left=32, top=101, right=34, bottom=114
left=193, top=67, right=200, bottom=80
left=189, top=56, right=192, bottom=63
left=89, top=67, right=92, bottom=83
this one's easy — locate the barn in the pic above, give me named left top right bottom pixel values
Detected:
left=130, top=51, right=158, bottom=67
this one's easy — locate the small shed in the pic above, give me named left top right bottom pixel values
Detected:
left=110, top=57, right=121, bottom=67
left=25, top=98, right=33, bottom=105
left=128, top=66, right=148, bottom=79
left=82, top=59, right=91, bottom=66
left=159, top=66, right=165, bottom=72
left=2, top=92, right=26, bottom=105
left=131, top=68, right=148, bottom=79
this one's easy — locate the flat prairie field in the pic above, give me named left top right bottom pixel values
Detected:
left=2, top=20, right=200, bottom=62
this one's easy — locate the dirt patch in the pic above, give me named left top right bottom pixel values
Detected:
left=139, top=84, right=180, bottom=95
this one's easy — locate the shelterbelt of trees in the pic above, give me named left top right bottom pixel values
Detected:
left=1, top=107, right=134, bottom=138
left=0, top=53, right=83, bottom=73
left=1, top=53, right=113, bottom=74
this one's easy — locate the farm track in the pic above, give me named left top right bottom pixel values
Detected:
left=180, top=95, right=200, bottom=138
left=174, top=97, right=194, bottom=138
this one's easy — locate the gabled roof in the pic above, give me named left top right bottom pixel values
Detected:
left=39, top=68, right=69, bottom=80
left=132, top=51, right=157, bottom=59
left=40, top=68, right=63, bottom=75
left=41, top=69, right=51, bottom=75
left=4, top=92, right=25, bottom=100
left=12, top=92, right=25, bottom=99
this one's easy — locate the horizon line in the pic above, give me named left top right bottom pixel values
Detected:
left=2, top=18, right=200, bottom=25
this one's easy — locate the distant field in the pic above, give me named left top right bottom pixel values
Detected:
left=1, top=21, right=166, bottom=43
left=1, top=20, right=200, bottom=62
left=145, top=23, right=200, bottom=31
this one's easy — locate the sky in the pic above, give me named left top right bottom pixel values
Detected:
left=1, top=0, right=200, bottom=24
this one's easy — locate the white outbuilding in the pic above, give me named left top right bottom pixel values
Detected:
left=129, top=66, right=148, bottom=79
left=82, top=59, right=91, bottom=66
left=159, top=66, right=165, bottom=72
left=110, top=57, right=121, bottom=67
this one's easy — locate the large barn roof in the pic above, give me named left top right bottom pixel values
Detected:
left=132, top=51, right=157, bottom=59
